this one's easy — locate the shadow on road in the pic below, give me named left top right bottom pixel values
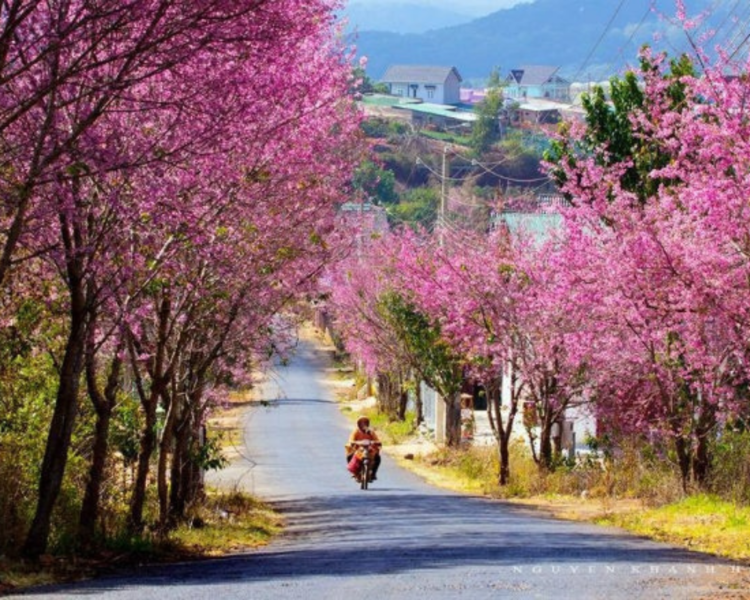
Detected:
left=37, top=492, right=733, bottom=595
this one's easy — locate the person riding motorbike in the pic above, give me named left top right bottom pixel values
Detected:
left=345, top=416, right=382, bottom=481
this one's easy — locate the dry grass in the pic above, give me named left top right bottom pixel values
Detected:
left=169, top=491, right=283, bottom=557
left=0, top=490, right=282, bottom=596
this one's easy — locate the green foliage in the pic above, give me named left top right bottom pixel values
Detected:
left=360, top=117, right=408, bottom=141
left=598, top=494, right=750, bottom=560
left=377, top=291, right=463, bottom=398
left=190, top=432, right=229, bottom=472
left=387, top=187, right=438, bottom=230
left=471, top=132, right=545, bottom=189
left=499, top=130, right=547, bottom=160
left=420, top=130, right=472, bottom=147
left=352, top=159, right=398, bottom=205
left=709, top=428, right=750, bottom=504
left=380, top=151, right=425, bottom=184
left=545, top=51, right=696, bottom=206
left=352, top=66, right=389, bottom=95
left=0, top=319, right=60, bottom=556
left=360, top=409, right=417, bottom=444
left=470, top=68, right=505, bottom=155
left=112, top=396, right=142, bottom=466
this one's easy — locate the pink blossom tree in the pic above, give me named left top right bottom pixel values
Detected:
left=17, top=0, right=363, bottom=557
left=546, top=44, right=750, bottom=488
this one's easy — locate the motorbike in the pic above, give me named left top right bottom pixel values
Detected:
left=348, top=439, right=381, bottom=490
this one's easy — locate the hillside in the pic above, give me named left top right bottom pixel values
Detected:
left=351, top=0, right=723, bottom=81
left=343, top=2, right=473, bottom=34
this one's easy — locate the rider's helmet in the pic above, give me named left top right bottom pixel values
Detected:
left=357, top=416, right=370, bottom=430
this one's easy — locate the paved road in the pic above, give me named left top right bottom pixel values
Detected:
left=15, top=339, right=742, bottom=599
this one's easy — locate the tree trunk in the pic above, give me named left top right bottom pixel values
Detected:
left=376, top=372, right=400, bottom=420
left=79, top=324, right=123, bottom=547
left=129, top=293, right=172, bottom=533
left=538, top=414, right=554, bottom=472
left=498, top=438, right=510, bottom=486
left=674, top=435, right=691, bottom=492
left=23, top=211, right=88, bottom=558
left=486, top=381, right=512, bottom=486
left=692, top=435, right=711, bottom=488
left=22, top=287, right=87, bottom=558
left=692, top=404, right=716, bottom=488
left=129, top=399, right=158, bottom=533
left=169, top=413, right=190, bottom=521
left=444, top=391, right=462, bottom=447
left=79, top=406, right=111, bottom=546
left=414, top=377, right=423, bottom=425
left=397, top=385, right=408, bottom=422
left=157, top=387, right=177, bottom=530
left=183, top=423, right=206, bottom=509
left=171, top=416, right=205, bottom=520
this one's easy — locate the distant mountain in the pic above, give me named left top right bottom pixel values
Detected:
left=352, top=0, right=722, bottom=82
left=343, top=3, right=472, bottom=34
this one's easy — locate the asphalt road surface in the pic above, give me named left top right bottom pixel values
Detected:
left=14, top=339, right=743, bottom=599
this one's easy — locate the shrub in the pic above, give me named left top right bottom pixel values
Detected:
left=710, top=428, right=750, bottom=504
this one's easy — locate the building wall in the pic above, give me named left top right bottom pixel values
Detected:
left=443, top=71, right=461, bottom=104
left=506, top=83, right=569, bottom=101
left=388, top=73, right=460, bottom=105
left=390, top=82, right=447, bottom=104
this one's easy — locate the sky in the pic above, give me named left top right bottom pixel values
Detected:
left=346, top=0, right=535, bottom=17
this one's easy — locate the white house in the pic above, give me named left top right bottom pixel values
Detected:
left=380, top=65, right=463, bottom=105
left=505, top=65, right=571, bottom=102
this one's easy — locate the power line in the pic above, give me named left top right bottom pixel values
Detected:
left=574, top=0, right=629, bottom=82
left=416, top=153, right=552, bottom=184
left=609, top=5, right=652, bottom=72
left=724, top=4, right=750, bottom=61
left=471, top=159, right=551, bottom=184
left=710, top=0, right=750, bottom=52
left=415, top=156, right=466, bottom=182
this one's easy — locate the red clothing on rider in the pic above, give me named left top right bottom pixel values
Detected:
left=345, top=416, right=381, bottom=479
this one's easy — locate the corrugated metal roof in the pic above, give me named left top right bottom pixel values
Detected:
left=518, top=99, right=566, bottom=112
left=395, top=102, right=477, bottom=122
left=381, top=65, right=462, bottom=84
left=360, top=94, right=422, bottom=107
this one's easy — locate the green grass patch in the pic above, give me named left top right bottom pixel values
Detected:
left=360, top=409, right=418, bottom=445
left=420, top=130, right=472, bottom=146
left=596, top=494, right=750, bottom=560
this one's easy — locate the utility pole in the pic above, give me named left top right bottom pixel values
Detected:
left=440, top=145, right=448, bottom=247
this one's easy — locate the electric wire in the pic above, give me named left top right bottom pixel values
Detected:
left=711, top=0, right=750, bottom=53
left=414, top=157, right=468, bottom=182
left=574, top=0, right=629, bottom=83
left=704, top=0, right=742, bottom=45
left=609, top=5, right=652, bottom=73
left=724, top=4, right=750, bottom=61
left=471, top=159, right=551, bottom=184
